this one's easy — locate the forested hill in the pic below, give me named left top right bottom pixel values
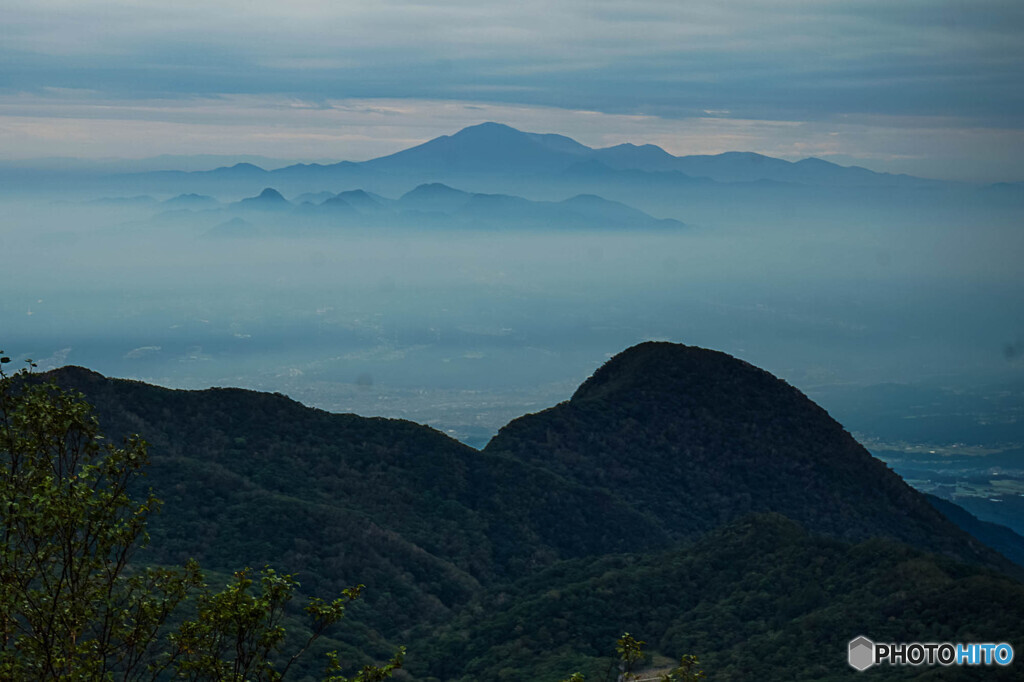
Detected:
left=485, top=342, right=1010, bottom=569
left=415, top=513, right=1024, bottom=681
left=46, top=364, right=668, bottom=580
left=43, top=365, right=678, bottom=675
left=42, top=343, right=1024, bottom=680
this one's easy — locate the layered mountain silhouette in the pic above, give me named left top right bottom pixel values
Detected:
left=360, top=122, right=932, bottom=187
left=162, top=192, right=219, bottom=209
left=43, top=342, right=1024, bottom=680
left=109, top=122, right=949, bottom=201
left=363, top=122, right=593, bottom=175
left=203, top=182, right=683, bottom=233
left=236, top=186, right=290, bottom=210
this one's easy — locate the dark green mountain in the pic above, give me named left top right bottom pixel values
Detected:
left=46, top=366, right=666, bottom=637
left=484, top=342, right=1010, bottom=569
left=43, top=342, right=1024, bottom=680
left=414, top=513, right=1024, bottom=682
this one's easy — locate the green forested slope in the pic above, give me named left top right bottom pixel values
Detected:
left=41, top=342, right=1024, bottom=680
left=485, top=342, right=1010, bottom=569
left=48, top=367, right=666, bottom=640
left=412, top=514, right=1024, bottom=681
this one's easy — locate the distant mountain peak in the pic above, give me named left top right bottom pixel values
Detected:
left=596, top=141, right=673, bottom=155
left=320, top=195, right=354, bottom=210
left=718, top=151, right=772, bottom=162
left=398, top=182, right=472, bottom=211
left=451, top=121, right=520, bottom=136
left=794, top=157, right=837, bottom=167
left=413, top=181, right=458, bottom=191
left=402, top=182, right=466, bottom=198
left=448, top=122, right=587, bottom=153
left=210, top=162, right=269, bottom=176
left=335, top=189, right=384, bottom=211
left=365, top=122, right=591, bottom=173
left=256, top=187, right=285, bottom=200
left=337, top=189, right=374, bottom=200
left=163, top=192, right=218, bottom=207
left=200, top=122, right=941, bottom=188
left=564, top=193, right=605, bottom=202
left=108, top=120, right=947, bottom=189
left=236, top=187, right=290, bottom=209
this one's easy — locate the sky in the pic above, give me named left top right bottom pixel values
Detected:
left=2, top=0, right=1023, bottom=181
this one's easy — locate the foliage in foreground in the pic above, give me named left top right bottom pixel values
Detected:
left=10, top=351, right=1023, bottom=681
left=0, top=352, right=402, bottom=680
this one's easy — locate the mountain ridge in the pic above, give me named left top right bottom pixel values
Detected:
left=46, top=343, right=1017, bottom=576
left=339, top=122, right=941, bottom=186
left=195, top=182, right=686, bottom=232
left=122, top=122, right=949, bottom=190
left=485, top=342, right=1011, bottom=569
left=35, top=343, right=1024, bottom=679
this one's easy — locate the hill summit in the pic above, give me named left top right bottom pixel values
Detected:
left=485, top=342, right=1000, bottom=565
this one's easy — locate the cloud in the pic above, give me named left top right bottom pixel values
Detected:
left=1, top=1, right=1022, bottom=179
left=35, top=347, right=71, bottom=370
left=1, top=92, right=1022, bottom=180
left=124, top=345, right=161, bottom=360
left=3, top=1, right=1022, bottom=123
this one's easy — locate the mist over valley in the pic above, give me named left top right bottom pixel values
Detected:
left=4, top=1, right=1024, bottom=674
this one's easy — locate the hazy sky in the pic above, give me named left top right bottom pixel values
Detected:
left=2, top=1, right=1023, bottom=181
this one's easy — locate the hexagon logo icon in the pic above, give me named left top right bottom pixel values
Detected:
left=849, top=636, right=875, bottom=671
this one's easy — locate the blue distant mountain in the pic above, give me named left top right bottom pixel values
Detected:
left=348, top=122, right=936, bottom=187
left=656, top=151, right=933, bottom=186
left=215, top=182, right=683, bottom=233
left=236, top=187, right=290, bottom=210
left=397, top=183, right=684, bottom=230
left=292, top=190, right=336, bottom=205
left=210, top=162, right=270, bottom=178
left=163, top=193, right=219, bottom=209
left=589, top=142, right=681, bottom=171
left=314, top=194, right=360, bottom=216
left=398, top=182, right=473, bottom=212
left=335, top=189, right=388, bottom=211
left=362, top=122, right=593, bottom=174
left=105, top=122, right=963, bottom=202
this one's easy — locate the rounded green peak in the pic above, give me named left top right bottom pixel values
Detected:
left=570, top=341, right=765, bottom=403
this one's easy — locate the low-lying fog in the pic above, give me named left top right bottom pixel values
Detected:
left=2, top=192, right=1022, bottom=446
